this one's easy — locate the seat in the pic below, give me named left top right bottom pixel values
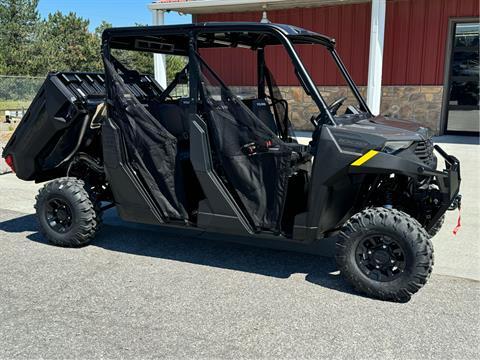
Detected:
left=244, top=99, right=311, bottom=165
left=147, top=100, right=204, bottom=217
left=250, top=99, right=278, bottom=134
left=148, top=102, right=189, bottom=147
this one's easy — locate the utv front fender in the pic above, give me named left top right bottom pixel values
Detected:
left=348, top=150, right=443, bottom=178
left=348, top=146, right=461, bottom=230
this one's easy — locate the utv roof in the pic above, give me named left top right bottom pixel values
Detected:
left=102, top=22, right=336, bottom=54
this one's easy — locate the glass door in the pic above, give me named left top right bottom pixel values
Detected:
left=446, top=22, right=479, bottom=133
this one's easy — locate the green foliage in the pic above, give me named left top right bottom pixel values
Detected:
left=0, top=76, right=42, bottom=101
left=94, top=20, right=111, bottom=38
left=111, top=48, right=154, bottom=75
left=166, top=55, right=187, bottom=82
left=0, top=0, right=41, bottom=75
left=0, top=99, right=31, bottom=111
left=37, top=11, right=102, bottom=73
left=0, top=1, right=187, bottom=87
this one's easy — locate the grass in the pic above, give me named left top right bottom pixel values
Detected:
left=0, top=100, right=31, bottom=117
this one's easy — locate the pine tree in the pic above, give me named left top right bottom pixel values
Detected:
left=38, top=11, right=101, bottom=73
left=0, top=0, right=40, bottom=75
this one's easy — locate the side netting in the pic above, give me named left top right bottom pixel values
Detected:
left=104, top=57, right=188, bottom=221
left=194, top=53, right=292, bottom=232
left=264, top=66, right=296, bottom=141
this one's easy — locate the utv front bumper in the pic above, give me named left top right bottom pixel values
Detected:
left=349, top=144, right=461, bottom=231
left=430, top=145, right=461, bottom=227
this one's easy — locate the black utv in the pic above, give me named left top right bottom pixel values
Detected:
left=2, top=23, right=461, bottom=302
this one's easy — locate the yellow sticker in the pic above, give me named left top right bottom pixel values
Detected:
left=351, top=150, right=379, bottom=167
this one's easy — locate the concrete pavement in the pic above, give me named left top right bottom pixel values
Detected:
left=427, top=136, right=480, bottom=280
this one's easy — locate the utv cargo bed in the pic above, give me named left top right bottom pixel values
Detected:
left=3, top=71, right=161, bottom=181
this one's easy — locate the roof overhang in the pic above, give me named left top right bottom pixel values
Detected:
left=148, top=0, right=370, bottom=15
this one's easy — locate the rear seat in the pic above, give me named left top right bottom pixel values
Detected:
left=148, top=101, right=190, bottom=154
left=250, top=99, right=278, bottom=134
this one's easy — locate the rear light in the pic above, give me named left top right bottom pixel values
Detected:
left=4, top=154, right=15, bottom=173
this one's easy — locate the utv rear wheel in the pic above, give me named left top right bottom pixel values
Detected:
left=35, top=177, right=100, bottom=247
left=336, top=207, right=433, bottom=302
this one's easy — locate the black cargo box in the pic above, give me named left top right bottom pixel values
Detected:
left=2, top=71, right=161, bottom=181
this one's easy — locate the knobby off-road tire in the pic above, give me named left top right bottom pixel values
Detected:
left=427, top=214, right=445, bottom=238
left=336, top=207, right=434, bottom=302
left=34, top=177, right=101, bottom=247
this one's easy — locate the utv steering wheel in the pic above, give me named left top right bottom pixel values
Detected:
left=310, top=95, right=349, bottom=128
left=328, top=96, right=347, bottom=116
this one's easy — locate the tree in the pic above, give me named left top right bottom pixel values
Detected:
left=37, top=11, right=101, bottom=73
left=0, top=2, right=188, bottom=80
left=166, top=54, right=187, bottom=83
left=0, top=0, right=41, bottom=75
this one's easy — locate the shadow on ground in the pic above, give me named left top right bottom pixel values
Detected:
left=0, top=213, right=360, bottom=297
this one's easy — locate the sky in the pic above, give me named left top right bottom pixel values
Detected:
left=38, top=0, right=192, bottom=31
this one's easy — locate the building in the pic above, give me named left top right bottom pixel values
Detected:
left=149, top=0, right=479, bottom=135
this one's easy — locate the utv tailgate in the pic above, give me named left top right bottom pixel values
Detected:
left=2, top=72, right=160, bottom=181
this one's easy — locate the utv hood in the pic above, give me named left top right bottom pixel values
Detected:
left=343, top=115, right=432, bottom=142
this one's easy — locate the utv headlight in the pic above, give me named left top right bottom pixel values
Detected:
left=382, top=141, right=413, bottom=154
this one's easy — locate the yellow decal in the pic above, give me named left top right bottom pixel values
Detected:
left=351, top=150, right=379, bottom=167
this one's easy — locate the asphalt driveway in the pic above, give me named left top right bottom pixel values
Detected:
left=0, top=135, right=479, bottom=359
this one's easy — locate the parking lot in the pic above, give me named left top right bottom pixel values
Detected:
left=0, top=136, right=479, bottom=359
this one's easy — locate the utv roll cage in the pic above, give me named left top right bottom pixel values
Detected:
left=101, top=22, right=372, bottom=127
left=95, top=22, right=459, bottom=238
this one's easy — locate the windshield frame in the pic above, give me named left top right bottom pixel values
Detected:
left=286, top=34, right=373, bottom=124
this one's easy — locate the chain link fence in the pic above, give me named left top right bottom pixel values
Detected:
left=0, top=75, right=43, bottom=171
left=0, top=75, right=44, bottom=128
left=170, top=84, right=189, bottom=99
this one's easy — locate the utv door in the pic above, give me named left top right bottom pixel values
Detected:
left=101, top=57, right=188, bottom=224
left=192, top=54, right=293, bottom=233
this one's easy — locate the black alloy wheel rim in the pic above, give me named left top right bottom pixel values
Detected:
left=45, top=197, right=73, bottom=233
left=355, top=234, right=406, bottom=282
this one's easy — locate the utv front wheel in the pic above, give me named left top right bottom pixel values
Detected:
left=35, top=177, right=100, bottom=247
left=336, top=207, right=433, bottom=302
left=427, top=214, right=445, bottom=238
